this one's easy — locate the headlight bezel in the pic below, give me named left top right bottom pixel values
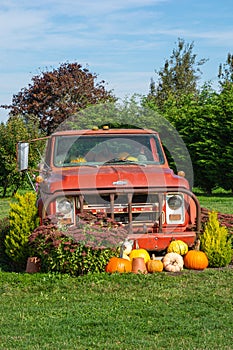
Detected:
left=57, top=198, right=73, bottom=214
left=166, top=193, right=185, bottom=225
left=167, top=195, right=183, bottom=210
left=56, top=196, right=75, bottom=225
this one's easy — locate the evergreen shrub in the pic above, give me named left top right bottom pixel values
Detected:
left=4, top=192, right=40, bottom=268
left=200, top=211, right=233, bottom=267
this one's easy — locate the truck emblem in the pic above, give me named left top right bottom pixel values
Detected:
left=112, top=180, right=128, bottom=185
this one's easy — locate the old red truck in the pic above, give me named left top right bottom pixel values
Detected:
left=18, top=126, right=201, bottom=252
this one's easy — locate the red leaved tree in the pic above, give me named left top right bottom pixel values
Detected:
left=2, top=63, right=115, bottom=135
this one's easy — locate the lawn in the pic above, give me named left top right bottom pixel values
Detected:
left=0, top=198, right=11, bottom=219
left=197, top=194, right=233, bottom=215
left=0, top=192, right=232, bottom=349
left=0, top=269, right=232, bottom=350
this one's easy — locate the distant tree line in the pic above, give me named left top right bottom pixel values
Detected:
left=0, top=40, right=232, bottom=195
left=143, top=39, right=233, bottom=193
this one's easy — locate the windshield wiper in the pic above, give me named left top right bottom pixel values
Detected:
left=104, top=158, right=147, bottom=166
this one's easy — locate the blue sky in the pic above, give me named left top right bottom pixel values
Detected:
left=1, top=0, right=233, bottom=122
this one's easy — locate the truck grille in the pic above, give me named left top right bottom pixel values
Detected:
left=78, top=192, right=161, bottom=231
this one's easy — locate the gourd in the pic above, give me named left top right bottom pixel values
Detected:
left=146, top=254, right=163, bottom=273
left=167, top=240, right=188, bottom=255
left=105, top=257, right=132, bottom=273
left=184, top=250, right=208, bottom=270
left=36, top=175, right=44, bottom=183
left=122, top=253, right=131, bottom=261
left=70, top=156, right=86, bottom=163
left=163, top=252, right=184, bottom=272
left=121, top=239, right=134, bottom=256
left=118, top=152, right=129, bottom=160
left=126, top=156, right=138, bottom=161
left=129, top=241, right=150, bottom=264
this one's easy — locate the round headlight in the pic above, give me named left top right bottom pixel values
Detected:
left=57, top=199, right=72, bottom=214
left=167, top=195, right=183, bottom=210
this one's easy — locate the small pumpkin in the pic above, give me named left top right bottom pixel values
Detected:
left=105, top=257, right=132, bottom=274
left=163, top=252, right=184, bottom=272
left=129, top=241, right=150, bottom=264
left=126, top=156, right=138, bottom=162
left=167, top=240, right=188, bottom=255
left=146, top=254, right=163, bottom=273
left=70, top=156, right=86, bottom=163
left=184, top=250, right=208, bottom=270
left=35, top=175, right=44, bottom=183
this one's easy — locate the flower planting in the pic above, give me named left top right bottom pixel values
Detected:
left=28, top=212, right=129, bottom=275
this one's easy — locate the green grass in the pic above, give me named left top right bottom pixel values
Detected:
left=0, top=191, right=233, bottom=349
left=0, top=198, right=11, bottom=219
left=0, top=269, right=232, bottom=350
left=197, top=194, right=233, bottom=215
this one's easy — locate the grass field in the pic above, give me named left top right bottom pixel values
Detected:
left=0, top=269, right=232, bottom=350
left=0, top=198, right=11, bottom=219
left=195, top=193, right=233, bottom=215
left=0, top=192, right=233, bottom=349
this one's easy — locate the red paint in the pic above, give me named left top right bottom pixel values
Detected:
left=37, top=128, right=200, bottom=252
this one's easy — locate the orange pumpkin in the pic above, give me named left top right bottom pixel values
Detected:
left=105, top=257, right=132, bottom=273
left=146, top=254, right=163, bottom=273
left=184, top=250, right=208, bottom=270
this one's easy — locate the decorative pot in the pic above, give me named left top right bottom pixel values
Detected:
left=131, top=257, right=148, bottom=274
left=26, top=257, right=41, bottom=273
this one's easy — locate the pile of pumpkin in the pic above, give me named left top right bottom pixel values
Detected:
left=105, top=239, right=209, bottom=274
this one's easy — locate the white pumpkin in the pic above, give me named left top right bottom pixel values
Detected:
left=163, top=252, right=184, bottom=272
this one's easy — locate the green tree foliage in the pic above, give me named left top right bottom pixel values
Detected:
left=201, top=211, right=232, bottom=267
left=175, top=86, right=221, bottom=193
left=148, top=38, right=207, bottom=110
left=0, top=116, right=44, bottom=197
left=4, top=192, right=40, bottom=267
left=217, top=55, right=233, bottom=191
left=218, top=53, right=233, bottom=86
left=2, top=63, right=116, bottom=135
left=145, top=44, right=233, bottom=193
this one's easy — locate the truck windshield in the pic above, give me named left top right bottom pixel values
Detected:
left=53, top=134, right=165, bottom=167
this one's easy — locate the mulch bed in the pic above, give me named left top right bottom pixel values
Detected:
left=201, top=207, right=233, bottom=235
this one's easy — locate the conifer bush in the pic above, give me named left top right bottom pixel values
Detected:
left=200, top=211, right=233, bottom=267
left=4, top=192, right=40, bottom=268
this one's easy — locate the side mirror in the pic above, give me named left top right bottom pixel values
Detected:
left=17, top=142, right=29, bottom=171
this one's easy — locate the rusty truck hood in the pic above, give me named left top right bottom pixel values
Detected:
left=40, top=164, right=189, bottom=194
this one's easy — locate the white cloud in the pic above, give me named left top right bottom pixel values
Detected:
left=0, top=0, right=232, bottom=124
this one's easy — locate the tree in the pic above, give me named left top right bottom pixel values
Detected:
left=215, top=82, right=233, bottom=191
left=148, top=38, right=207, bottom=110
left=2, top=63, right=116, bottom=135
left=145, top=80, right=225, bottom=193
left=0, top=116, right=44, bottom=197
left=218, top=53, right=233, bottom=86
left=217, top=53, right=233, bottom=191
